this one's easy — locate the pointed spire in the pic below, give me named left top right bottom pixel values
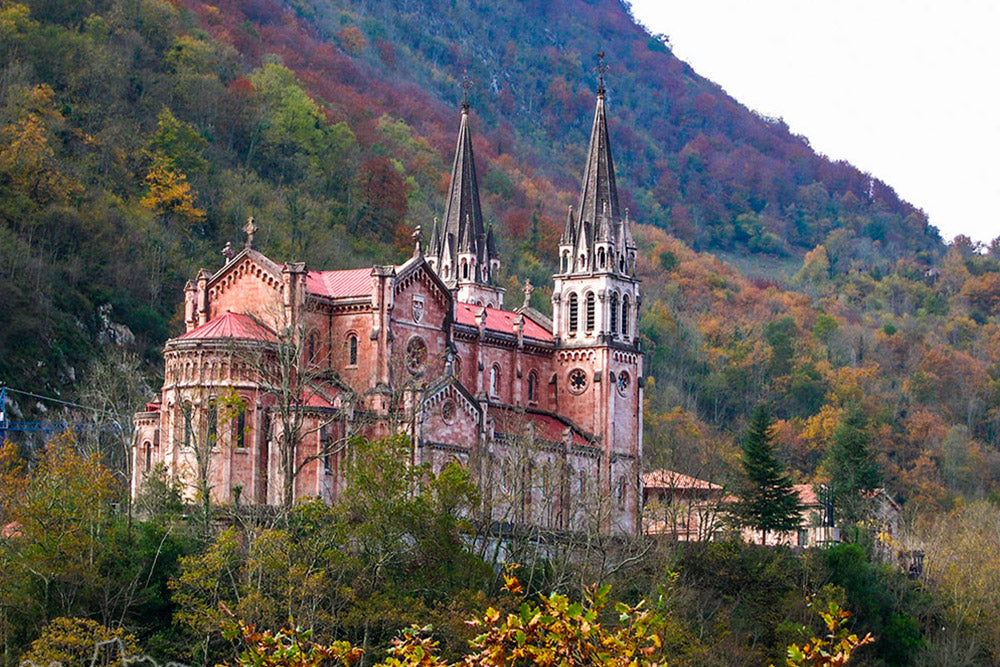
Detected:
left=561, top=205, right=576, bottom=246
left=577, top=81, right=621, bottom=233
left=441, top=104, right=486, bottom=280
left=428, top=216, right=441, bottom=256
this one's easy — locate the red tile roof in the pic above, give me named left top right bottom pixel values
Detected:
left=795, top=484, right=819, bottom=506
left=455, top=303, right=552, bottom=341
left=179, top=311, right=276, bottom=341
left=306, top=268, right=373, bottom=299
left=493, top=407, right=588, bottom=446
left=643, top=470, right=723, bottom=491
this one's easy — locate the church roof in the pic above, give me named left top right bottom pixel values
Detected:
left=306, top=268, right=373, bottom=299
left=455, top=302, right=552, bottom=341
left=179, top=311, right=276, bottom=341
left=492, top=406, right=594, bottom=447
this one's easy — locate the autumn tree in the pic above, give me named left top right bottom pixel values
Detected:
left=731, top=405, right=803, bottom=545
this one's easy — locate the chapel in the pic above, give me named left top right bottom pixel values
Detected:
left=132, top=79, right=644, bottom=534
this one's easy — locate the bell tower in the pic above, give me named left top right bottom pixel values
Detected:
left=551, top=59, right=643, bottom=533
left=426, top=91, right=504, bottom=309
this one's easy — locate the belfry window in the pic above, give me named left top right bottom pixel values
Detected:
left=622, top=295, right=630, bottom=338
left=610, top=292, right=619, bottom=334
left=599, top=248, right=606, bottom=268
left=462, top=261, right=469, bottom=280
left=568, top=293, right=578, bottom=334
left=585, top=292, right=596, bottom=333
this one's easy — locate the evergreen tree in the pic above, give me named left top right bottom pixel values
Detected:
left=733, top=405, right=803, bottom=544
left=825, top=403, right=881, bottom=536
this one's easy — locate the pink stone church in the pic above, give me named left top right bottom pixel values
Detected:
left=133, top=82, right=644, bottom=534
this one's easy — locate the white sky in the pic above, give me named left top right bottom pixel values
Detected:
left=628, top=0, right=1000, bottom=245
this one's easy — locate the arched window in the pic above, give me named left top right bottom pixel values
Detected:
left=610, top=292, right=619, bottom=334
left=568, top=293, right=579, bottom=334
left=527, top=371, right=538, bottom=403
left=144, top=442, right=152, bottom=472
left=585, top=292, right=596, bottom=333
left=599, top=247, right=606, bottom=268
left=462, top=260, right=469, bottom=280
left=622, top=295, right=631, bottom=338
left=579, top=254, right=587, bottom=270
left=490, top=364, right=501, bottom=397
left=562, top=251, right=570, bottom=273
left=234, top=404, right=246, bottom=448
left=207, top=401, right=218, bottom=446
left=348, top=334, right=358, bottom=366
left=182, top=403, right=193, bottom=449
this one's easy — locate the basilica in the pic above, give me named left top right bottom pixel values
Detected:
left=132, top=80, right=644, bottom=534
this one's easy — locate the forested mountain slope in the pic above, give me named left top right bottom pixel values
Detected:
left=6, top=0, right=1000, bottom=512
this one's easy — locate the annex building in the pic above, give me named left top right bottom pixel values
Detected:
left=132, top=82, right=644, bottom=534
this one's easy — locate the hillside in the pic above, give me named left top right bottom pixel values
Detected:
left=5, top=0, right=1000, bottom=515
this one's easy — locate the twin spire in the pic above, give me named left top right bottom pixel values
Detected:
left=428, top=56, right=635, bottom=306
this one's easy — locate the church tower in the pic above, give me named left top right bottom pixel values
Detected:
left=426, top=97, right=504, bottom=308
left=551, top=65, right=643, bottom=533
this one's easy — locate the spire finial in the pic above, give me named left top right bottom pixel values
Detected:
left=461, top=71, right=472, bottom=112
left=243, top=216, right=258, bottom=249
left=596, top=50, right=608, bottom=98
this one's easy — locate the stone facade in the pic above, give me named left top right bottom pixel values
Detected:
left=133, top=87, right=644, bottom=534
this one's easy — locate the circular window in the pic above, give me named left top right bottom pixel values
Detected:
left=568, top=368, right=588, bottom=394
left=441, top=400, right=456, bottom=424
left=617, top=370, right=630, bottom=395
left=405, top=337, right=428, bottom=374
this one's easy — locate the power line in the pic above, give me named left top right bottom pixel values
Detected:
left=1, top=385, right=113, bottom=416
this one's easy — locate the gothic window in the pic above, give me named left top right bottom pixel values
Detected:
left=568, top=368, right=588, bottom=394
left=568, top=293, right=579, bottom=334
left=406, top=337, right=428, bottom=374
left=462, top=260, right=469, bottom=280
left=599, top=247, right=606, bottom=268
left=307, top=332, right=317, bottom=363
left=490, top=364, right=501, bottom=397
left=585, top=292, right=595, bottom=333
left=562, top=251, right=570, bottom=273
left=144, top=442, right=152, bottom=472
left=527, top=370, right=538, bottom=403
left=348, top=334, right=358, bottom=366
left=579, top=254, right=587, bottom=270
left=610, top=292, right=619, bottom=334
left=622, top=295, right=631, bottom=338
left=619, top=254, right=625, bottom=272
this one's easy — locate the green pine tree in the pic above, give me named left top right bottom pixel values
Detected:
left=733, top=405, right=803, bottom=544
left=825, top=403, right=881, bottom=538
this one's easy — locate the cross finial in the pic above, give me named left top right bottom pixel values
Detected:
left=461, top=71, right=473, bottom=111
left=522, top=278, right=534, bottom=309
left=596, top=51, right=609, bottom=98
left=243, top=216, right=258, bottom=249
